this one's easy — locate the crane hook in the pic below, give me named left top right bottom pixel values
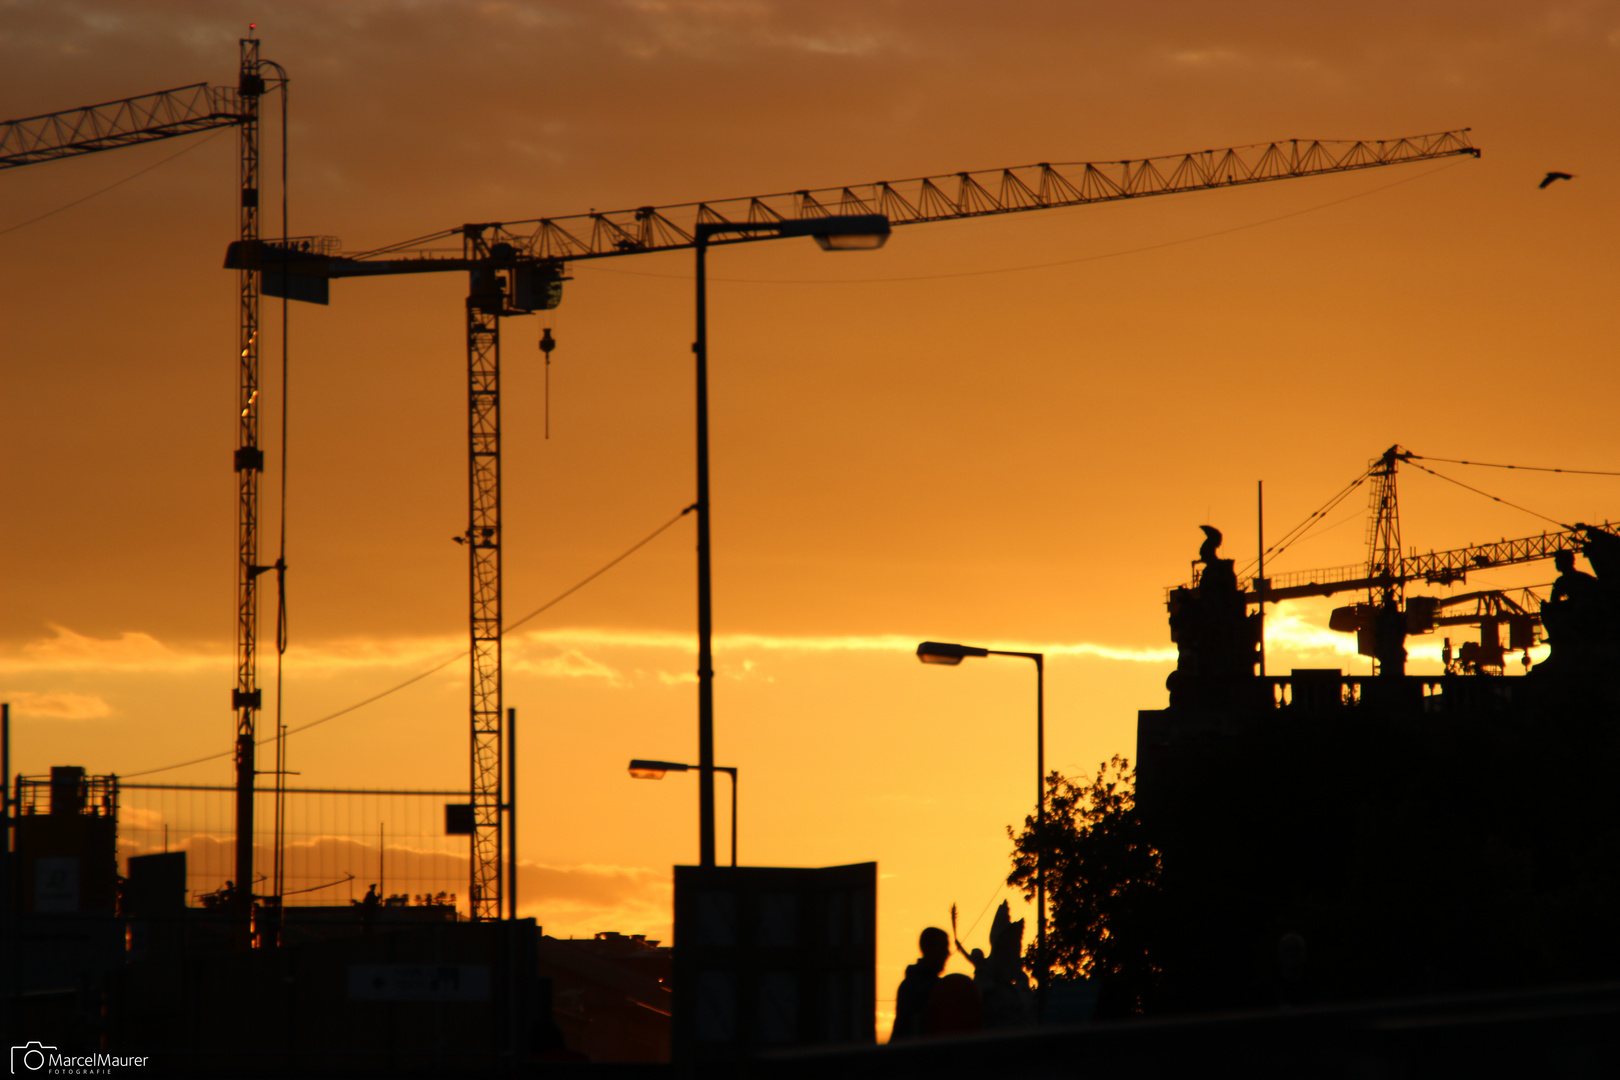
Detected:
left=540, top=328, right=557, bottom=439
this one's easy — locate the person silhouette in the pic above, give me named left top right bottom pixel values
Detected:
left=923, top=972, right=982, bottom=1035
left=891, top=927, right=951, bottom=1041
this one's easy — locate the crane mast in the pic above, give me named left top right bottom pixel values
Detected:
left=1364, top=446, right=1406, bottom=673
left=3, top=40, right=279, bottom=938
left=249, top=128, right=1478, bottom=919
left=464, top=226, right=506, bottom=923
left=1366, top=446, right=1404, bottom=609
left=232, top=37, right=264, bottom=930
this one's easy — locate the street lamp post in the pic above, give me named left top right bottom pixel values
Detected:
left=629, top=759, right=739, bottom=868
left=916, top=640, right=1048, bottom=997
left=692, top=214, right=890, bottom=867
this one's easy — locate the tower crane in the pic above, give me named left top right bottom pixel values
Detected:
left=240, top=130, right=1480, bottom=921
left=2, top=37, right=285, bottom=931
left=1180, top=445, right=1618, bottom=675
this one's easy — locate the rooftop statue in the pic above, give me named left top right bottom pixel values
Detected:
left=1539, top=528, right=1620, bottom=676
left=958, top=901, right=1035, bottom=1030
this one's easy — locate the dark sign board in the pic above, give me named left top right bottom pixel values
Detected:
left=444, top=803, right=475, bottom=836
left=672, top=862, right=875, bottom=1062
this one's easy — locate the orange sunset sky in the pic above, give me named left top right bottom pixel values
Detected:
left=4, top=0, right=1619, bottom=1032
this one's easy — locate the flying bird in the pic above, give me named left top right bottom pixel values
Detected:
left=1539, top=171, right=1575, bottom=189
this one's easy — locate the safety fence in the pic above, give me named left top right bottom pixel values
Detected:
left=117, top=783, right=471, bottom=914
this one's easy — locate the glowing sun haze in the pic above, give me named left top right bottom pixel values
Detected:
left=4, top=0, right=1619, bottom=1033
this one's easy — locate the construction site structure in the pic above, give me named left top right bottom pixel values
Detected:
left=241, top=130, right=1479, bottom=920
left=3, top=60, right=1484, bottom=925
left=1140, top=451, right=1620, bottom=1016
left=2, top=39, right=286, bottom=935
left=1173, top=444, right=1616, bottom=679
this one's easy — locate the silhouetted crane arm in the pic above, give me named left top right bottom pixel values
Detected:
left=228, top=126, right=1478, bottom=922
left=1238, top=523, right=1613, bottom=604
left=289, top=128, right=1477, bottom=272
left=0, top=83, right=245, bottom=169
left=237, top=129, right=1481, bottom=295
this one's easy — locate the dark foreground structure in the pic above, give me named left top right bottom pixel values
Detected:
left=742, top=981, right=1620, bottom=1079
left=1131, top=523, right=1620, bottom=1015
left=6, top=518, right=1619, bottom=1072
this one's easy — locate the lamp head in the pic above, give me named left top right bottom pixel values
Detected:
left=629, top=759, right=690, bottom=780
left=774, top=214, right=891, bottom=250
left=916, top=641, right=989, bottom=666
left=813, top=227, right=889, bottom=251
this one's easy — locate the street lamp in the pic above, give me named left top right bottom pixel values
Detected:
left=916, top=640, right=1048, bottom=996
left=628, top=759, right=739, bottom=868
left=692, top=213, right=890, bottom=868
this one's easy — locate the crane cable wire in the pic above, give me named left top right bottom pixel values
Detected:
left=120, top=504, right=697, bottom=778
left=0, top=126, right=231, bottom=238
left=1235, top=467, right=1373, bottom=582
left=1406, top=453, right=1620, bottom=478
left=1400, top=459, right=1572, bottom=530
left=1234, top=446, right=1604, bottom=585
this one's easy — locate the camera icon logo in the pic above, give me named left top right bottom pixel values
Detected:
left=10, top=1042, right=54, bottom=1074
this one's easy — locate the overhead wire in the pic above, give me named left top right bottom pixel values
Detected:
left=120, top=503, right=697, bottom=779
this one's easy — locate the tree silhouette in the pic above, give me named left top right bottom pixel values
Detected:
left=1007, top=756, right=1161, bottom=1012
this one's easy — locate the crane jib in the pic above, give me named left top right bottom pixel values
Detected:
left=1171, top=521, right=1617, bottom=605
left=241, top=129, right=1479, bottom=303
